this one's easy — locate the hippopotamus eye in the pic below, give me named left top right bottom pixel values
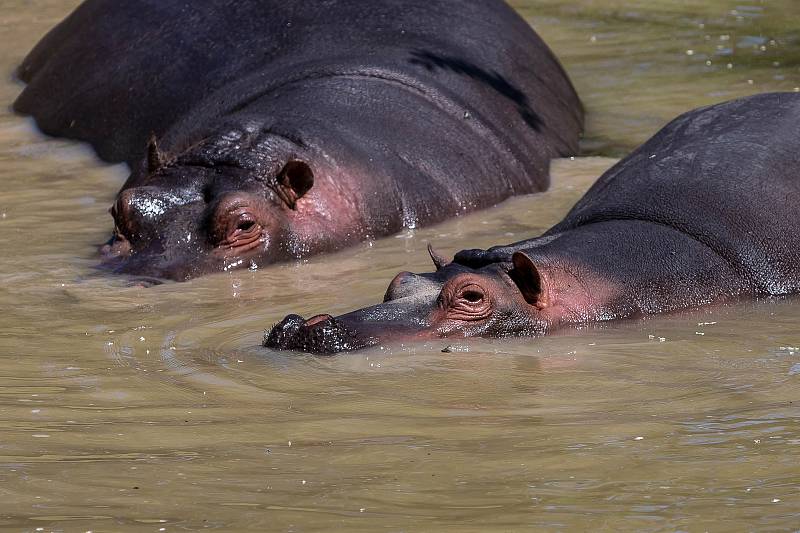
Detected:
left=460, top=287, right=484, bottom=304
left=226, top=211, right=260, bottom=238
left=444, top=280, right=493, bottom=321
left=211, top=203, right=265, bottom=256
left=236, top=215, right=256, bottom=232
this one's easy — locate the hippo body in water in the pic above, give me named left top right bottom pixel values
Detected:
left=266, top=92, right=800, bottom=354
left=13, top=0, right=582, bottom=280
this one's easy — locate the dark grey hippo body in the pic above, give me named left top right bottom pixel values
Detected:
left=14, top=0, right=583, bottom=280
left=266, top=92, right=800, bottom=354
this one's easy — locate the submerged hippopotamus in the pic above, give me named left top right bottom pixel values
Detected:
left=265, top=92, right=800, bottom=354
left=13, top=0, right=582, bottom=281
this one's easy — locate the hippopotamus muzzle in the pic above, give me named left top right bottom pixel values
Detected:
left=265, top=292, right=439, bottom=354
left=265, top=314, right=373, bottom=355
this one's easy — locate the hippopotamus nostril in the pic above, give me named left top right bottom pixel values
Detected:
left=305, top=314, right=333, bottom=327
left=116, top=186, right=176, bottom=225
left=100, top=232, right=132, bottom=259
left=115, top=188, right=141, bottom=219
left=113, top=188, right=146, bottom=238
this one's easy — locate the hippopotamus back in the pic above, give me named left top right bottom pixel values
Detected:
left=550, top=92, right=800, bottom=295
left=15, top=0, right=581, bottom=166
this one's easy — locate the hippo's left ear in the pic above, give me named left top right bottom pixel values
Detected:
left=276, top=160, right=314, bottom=210
left=510, top=252, right=550, bottom=309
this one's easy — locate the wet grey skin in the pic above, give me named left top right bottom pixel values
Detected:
left=266, top=93, right=800, bottom=355
left=13, top=0, right=583, bottom=281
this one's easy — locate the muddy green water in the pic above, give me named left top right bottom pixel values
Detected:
left=1, top=1, right=799, bottom=531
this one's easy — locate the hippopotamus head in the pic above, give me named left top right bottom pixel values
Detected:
left=99, top=126, right=350, bottom=280
left=264, top=246, right=576, bottom=354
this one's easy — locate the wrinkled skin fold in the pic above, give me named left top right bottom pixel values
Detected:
left=265, top=93, right=800, bottom=354
left=13, top=0, right=582, bottom=281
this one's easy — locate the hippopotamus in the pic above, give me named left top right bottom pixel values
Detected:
left=13, top=0, right=582, bottom=281
left=265, top=92, right=800, bottom=354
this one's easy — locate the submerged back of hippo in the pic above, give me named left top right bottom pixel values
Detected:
left=13, top=0, right=583, bottom=280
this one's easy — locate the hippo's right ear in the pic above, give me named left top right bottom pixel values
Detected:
left=146, top=134, right=167, bottom=174
left=509, top=252, right=550, bottom=309
left=276, top=160, right=314, bottom=210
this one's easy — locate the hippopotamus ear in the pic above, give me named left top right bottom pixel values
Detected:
left=510, top=252, right=550, bottom=309
left=427, top=243, right=451, bottom=271
left=146, top=134, right=167, bottom=174
left=276, top=160, right=314, bottom=209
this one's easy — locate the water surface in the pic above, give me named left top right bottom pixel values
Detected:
left=1, top=1, right=799, bottom=530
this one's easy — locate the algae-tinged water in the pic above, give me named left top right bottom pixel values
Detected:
left=0, top=1, right=799, bottom=530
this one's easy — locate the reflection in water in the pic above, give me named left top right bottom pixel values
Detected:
left=0, top=0, right=799, bottom=530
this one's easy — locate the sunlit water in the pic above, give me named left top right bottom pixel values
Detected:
left=1, top=1, right=799, bottom=530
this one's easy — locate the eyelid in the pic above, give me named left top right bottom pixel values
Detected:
left=223, top=201, right=250, bottom=215
left=442, top=277, right=489, bottom=306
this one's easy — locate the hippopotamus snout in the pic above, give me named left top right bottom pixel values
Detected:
left=265, top=314, right=372, bottom=355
